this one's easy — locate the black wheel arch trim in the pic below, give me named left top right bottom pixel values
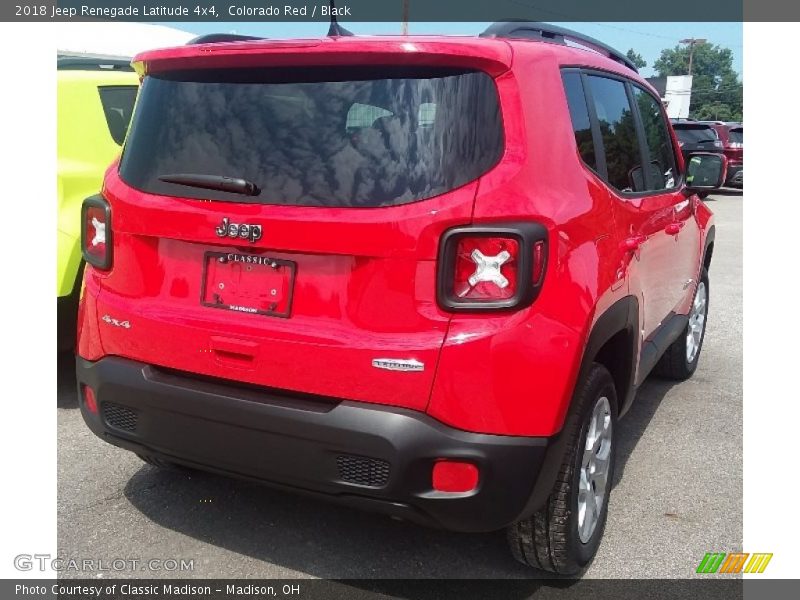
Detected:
left=635, top=312, right=689, bottom=386
left=702, top=225, right=715, bottom=272
left=520, top=295, right=639, bottom=517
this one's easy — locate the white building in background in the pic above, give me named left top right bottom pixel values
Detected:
left=56, top=22, right=194, bottom=59
left=646, top=75, right=694, bottom=119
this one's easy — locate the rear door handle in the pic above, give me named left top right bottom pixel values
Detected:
left=665, top=222, right=685, bottom=235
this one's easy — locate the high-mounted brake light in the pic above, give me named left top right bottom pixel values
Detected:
left=81, top=195, right=112, bottom=270
left=437, top=223, right=547, bottom=311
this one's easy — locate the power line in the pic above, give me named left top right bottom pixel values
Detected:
left=504, top=0, right=743, bottom=47
left=590, top=22, right=743, bottom=47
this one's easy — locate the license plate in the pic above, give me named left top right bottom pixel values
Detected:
left=201, top=252, right=295, bottom=318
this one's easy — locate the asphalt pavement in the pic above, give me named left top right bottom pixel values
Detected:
left=57, top=191, right=743, bottom=580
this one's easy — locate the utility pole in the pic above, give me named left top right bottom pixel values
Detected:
left=679, top=37, right=707, bottom=75
left=401, top=0, right=409, bottom=35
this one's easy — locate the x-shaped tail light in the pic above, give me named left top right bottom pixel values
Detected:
left=467, top=249, right=512, bottom=289
left=437, top=223, right=548, bottom=311
left=91, top=217, right=106, bottom=247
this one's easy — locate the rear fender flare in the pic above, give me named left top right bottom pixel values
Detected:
left=702, top=225, right=715, bottom=273
left=521, top=295, right=639, bottom=516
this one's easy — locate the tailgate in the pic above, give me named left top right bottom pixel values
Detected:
left=96, top=172, right=477, bottom=411
left=93, top=56, right=507, bottom=412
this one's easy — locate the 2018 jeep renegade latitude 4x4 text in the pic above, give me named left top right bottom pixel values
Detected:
left=76, top=23, right=724, bottom=573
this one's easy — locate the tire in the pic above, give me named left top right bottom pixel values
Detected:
left=654, top=268, right=709, bottom=380
left=57, top=261, right=85, bottom=352
left=57, top=294, right=79, bottom=353
left=507, top=364, right=617, bottom=574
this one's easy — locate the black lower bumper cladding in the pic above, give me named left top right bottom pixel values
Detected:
left=76, top=356, right=549, bottom=532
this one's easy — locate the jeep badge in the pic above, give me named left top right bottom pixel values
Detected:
left=215, top=217, right=263, bottom=243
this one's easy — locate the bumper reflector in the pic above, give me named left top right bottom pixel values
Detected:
left=81, top=385, right=98, bottom=414
left=432, top=460, right=479, bottom=493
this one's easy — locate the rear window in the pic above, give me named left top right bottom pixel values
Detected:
left=729, top=128, right=743, bottom=144
left=119, top=67, right=504, bottom=207
left=98, top=86, right=138, bottom=146
left=673, top=124, right=718, bottom=143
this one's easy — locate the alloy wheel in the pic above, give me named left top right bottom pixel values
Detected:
left=686, top=281, right=707, bottom=363
left=577, top=395, right=613, bottom=544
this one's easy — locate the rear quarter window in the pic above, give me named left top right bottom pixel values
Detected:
left=561, top=72, right=598, bottom=172
left=119, top=67, right=504, bottom=207
left=98, top=86, right=138, bottom=146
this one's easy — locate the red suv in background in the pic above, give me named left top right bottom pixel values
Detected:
left=76, top=22, right=725, bottom=574
left=702, top=121, right=743, bottom=187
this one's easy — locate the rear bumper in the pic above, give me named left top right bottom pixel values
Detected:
left=76, top=356, right=550, bottom=532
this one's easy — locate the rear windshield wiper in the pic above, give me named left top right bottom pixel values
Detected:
left=158, top=173, right=260, bottom=196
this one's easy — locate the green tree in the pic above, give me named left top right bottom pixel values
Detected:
left=653, top=43, right=742, bottom=121
left=626, top=49, right=647, bottom=70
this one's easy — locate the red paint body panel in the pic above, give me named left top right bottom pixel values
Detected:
left=94, top=170, right=477, bottom=411
left=429, top=48, right=629, bottom=435
left=78, top=35, right=714, bottom=438
left=76, top=272, right=104, bottom=361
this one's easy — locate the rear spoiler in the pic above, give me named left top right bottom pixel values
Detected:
left=131, top=37, right=513, bottom=79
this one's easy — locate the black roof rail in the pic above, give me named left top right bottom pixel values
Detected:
left=57, top=55, right=134, bottom=71
left=187, top=33, right=264, bottom=45
left=480, top=21, right=638, bottom=73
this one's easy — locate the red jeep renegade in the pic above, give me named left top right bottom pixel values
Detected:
left=76, top=22, right=725, bottom=573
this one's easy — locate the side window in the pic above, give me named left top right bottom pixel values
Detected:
left=561, top=72, right=597, bottom=171
left=98, top=86, right=138, bottom=146
left=585, top=75, right=645, bottom=193
left=632, top=87, right=677, bottom=190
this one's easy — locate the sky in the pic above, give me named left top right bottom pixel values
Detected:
left=160, top=21, right=743, bottom=78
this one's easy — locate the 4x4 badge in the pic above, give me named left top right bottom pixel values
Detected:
left=215, top=217, right=263, bottom=243
left=102, top=315, right=130, bottom=329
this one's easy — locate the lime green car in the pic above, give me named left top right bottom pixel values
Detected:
left=57, top=58, right=138, bottom=349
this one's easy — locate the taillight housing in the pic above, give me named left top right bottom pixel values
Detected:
left=81, top=195, right=112, bottom=270
left=437, top=223, right=547, bottom=311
